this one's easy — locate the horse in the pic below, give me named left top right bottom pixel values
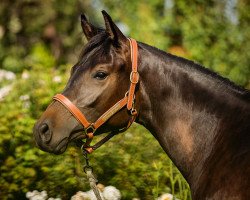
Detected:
left=33, top=11, right=250, bottom=199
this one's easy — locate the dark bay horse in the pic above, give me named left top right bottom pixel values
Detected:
left=33, top=11, right=250, bottom=199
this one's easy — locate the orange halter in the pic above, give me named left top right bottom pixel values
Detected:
left=53, top=38, right=139, bottom=153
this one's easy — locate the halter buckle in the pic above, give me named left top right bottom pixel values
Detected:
left=130, top=71, right=139, bottom=84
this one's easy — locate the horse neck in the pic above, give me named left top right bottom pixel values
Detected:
left=136, top=43, right=250, bottom=196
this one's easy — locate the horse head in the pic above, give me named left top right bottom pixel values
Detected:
left=33, top=11, right=140, bottom=154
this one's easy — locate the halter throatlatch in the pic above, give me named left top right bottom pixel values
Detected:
left=53, top=38, right=139, bottom=154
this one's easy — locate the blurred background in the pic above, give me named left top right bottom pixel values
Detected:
left=0, top=0, right=249, bottom=199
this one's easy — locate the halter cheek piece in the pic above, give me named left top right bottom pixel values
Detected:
left=53, top=38, right=139, bottom=153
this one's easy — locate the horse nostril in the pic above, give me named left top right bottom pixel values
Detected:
left=39, top=123, right=52, bottom=143
left=40, top=123, right=49, bottom=134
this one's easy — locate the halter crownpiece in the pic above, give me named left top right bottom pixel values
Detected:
left=53, top=38, right=139, bottom=153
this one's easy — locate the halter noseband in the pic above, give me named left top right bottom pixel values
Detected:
left=53, top=38, right=139, bottom=153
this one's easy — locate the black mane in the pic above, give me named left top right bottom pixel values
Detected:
left=80, top=29, right=108, bottom=57
left=77, top=30, right=112, bottom=68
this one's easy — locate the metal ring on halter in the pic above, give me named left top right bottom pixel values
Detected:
left=85, top=125, right=96, bottom=134
left=125, top=91, right=135, bottom=100
left=130, top=108, right=137, bottom=116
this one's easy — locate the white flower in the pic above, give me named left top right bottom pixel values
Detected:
left=102, top=186, right=121, bottom=200
left=158, top=193, right=179, bottom=200
left=23, top=101, right=31, bottom=109
left=32, top=195, right=45, bottom=200
left=22, top=71, right=30, bottom=79
left=26, top=190, right=49, bottom=200
left=71, top=189, right=105, bottom=200
left=19, top=94, right=30, bottom=108
left=26, top=191, right=34, bottom=198
left=19, top=94, right=30, bottom=101
left=71, top=191, right=90, bottom=200
left=0, top=69, right=16, bottom=81
left=125, top=132, right=133, bottom=138
left=40, top=191, right=47, bottom=198
left=0, top=85, right=13, bottom=101
left=53, top=75, right=62, bottom=83
left=86, top=190, right=104, bottom=200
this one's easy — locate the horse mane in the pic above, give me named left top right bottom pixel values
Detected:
left=80, top=29, right=107, bottom=56
left=79, top=31, right=250, bottom=101
left=139, top=42, right=250, bottom=101
left=78, top=29, right=111, bottom=68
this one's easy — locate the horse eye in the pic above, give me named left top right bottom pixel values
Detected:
left=93, top=72, right=108, bottom=80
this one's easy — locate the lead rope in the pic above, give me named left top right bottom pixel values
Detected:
left=82, top=149, right=103, bottom=200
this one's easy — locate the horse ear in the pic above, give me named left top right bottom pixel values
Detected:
left=81, top=14, right=100, bottom=41
left=101, top=10, right=127, bottom=45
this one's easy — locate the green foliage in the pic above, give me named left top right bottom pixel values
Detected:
left=0, top=0, right=249, bottom=200
left=91, top=126, right=191, bottom=199
left=26, top=43, right=56, bottom=69
left=0, top=65, right=74, bottom=199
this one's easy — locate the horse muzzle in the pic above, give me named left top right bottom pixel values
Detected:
left=33, top=121, right=74, bottom=154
